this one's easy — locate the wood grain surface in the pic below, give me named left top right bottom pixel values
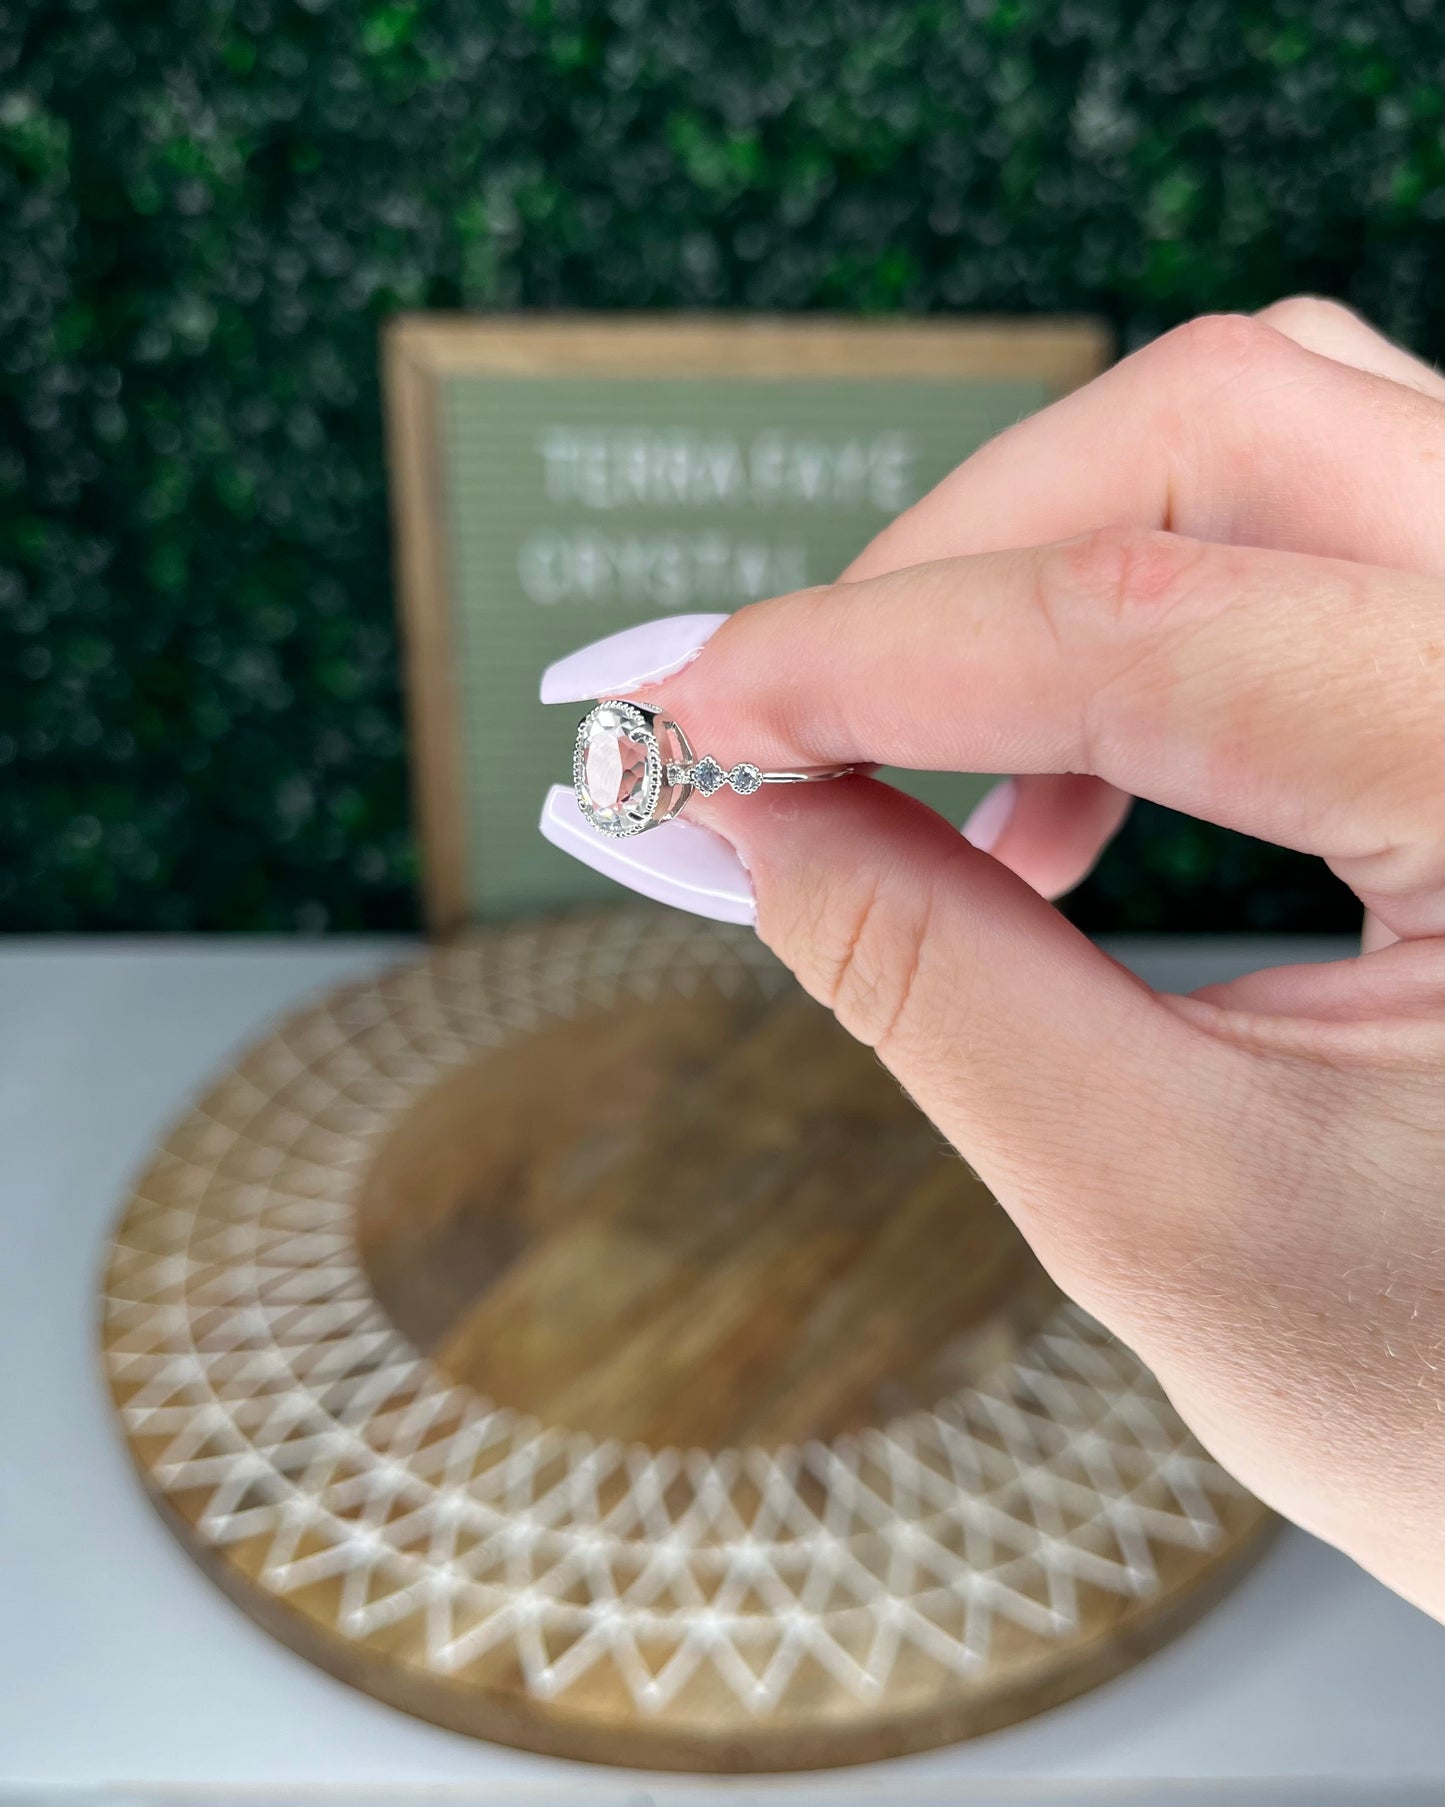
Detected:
left=357, top=985, right=1055, bottom=1448
left=102, top=912, right=1272, bottom=1771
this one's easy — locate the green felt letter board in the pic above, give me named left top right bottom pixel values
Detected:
left=385, top=317, right=1108, bottom=931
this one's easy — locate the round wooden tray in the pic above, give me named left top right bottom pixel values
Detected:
left=101, top=910, right=1271, bottom=1771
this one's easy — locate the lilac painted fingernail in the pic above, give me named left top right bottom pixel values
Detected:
left=538, top=785, right=755, bottom=926
left=961, top=778, right=1017, bottom=853
left=539, top=614, right=728, bottom=705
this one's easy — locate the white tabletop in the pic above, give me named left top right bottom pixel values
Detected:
left=1, top=937, right=1440, bottom=1797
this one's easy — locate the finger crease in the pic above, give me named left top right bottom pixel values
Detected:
left=873, top=885, right=938, bottom=1059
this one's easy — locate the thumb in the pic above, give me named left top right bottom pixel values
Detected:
left=696, top=774, right=1245, bottom=1309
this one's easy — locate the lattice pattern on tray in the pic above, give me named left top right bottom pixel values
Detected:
left=103, top=913, right=1246, bottom=1716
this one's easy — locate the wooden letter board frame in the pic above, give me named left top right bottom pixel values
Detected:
left=384, top=314, right=1109, bottom=935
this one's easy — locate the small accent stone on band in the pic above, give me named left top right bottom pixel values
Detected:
left=691, top=755, right=727, bottom=797
left=668, top=756, right=766, bottom=798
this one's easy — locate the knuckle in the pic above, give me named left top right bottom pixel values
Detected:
left=1041, top=524, right=1203, bottom=630
left=811, top=873, right=935, bottom=1055
left=1148, top=310, right=1281, bottom=380
left=765, top=584, right=853, bottom=766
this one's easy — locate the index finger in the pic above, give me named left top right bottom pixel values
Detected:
left=633, top=531, right=1440, bottom=925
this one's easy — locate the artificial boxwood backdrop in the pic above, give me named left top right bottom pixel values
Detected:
left=2, top=0, right=1440, bottom=931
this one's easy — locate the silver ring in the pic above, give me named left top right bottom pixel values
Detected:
left=573, top=700, right=855, bottom=838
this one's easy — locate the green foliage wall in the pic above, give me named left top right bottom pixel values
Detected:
left=2, top=0, right=1440, bottom=931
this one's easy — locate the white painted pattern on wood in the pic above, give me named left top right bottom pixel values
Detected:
left=103, top=914, right=1246, bottom=1719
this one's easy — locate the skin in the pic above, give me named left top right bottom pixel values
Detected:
left=636, top=301, right=1445, bottom=1616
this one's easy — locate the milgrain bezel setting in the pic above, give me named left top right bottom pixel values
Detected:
left=572, top=701, right=672, bottom=839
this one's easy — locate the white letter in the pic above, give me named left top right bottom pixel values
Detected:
left=571, top=532, right=612, bottom=601
left=773, top=543, right=809, bottom=591
left=832, top=439, right=869, bottom=506
left=576, top=437, right=614, bottom=509
left=692, top=533, right=731, bottom=601
left=517, top=534, right=569, bottom=605
left=536, top=430, right=577, bottom=504
left=871, top=433, right=916, bottom=512
left=788, top=440, right=828, bottom=503
left=749, top=431, right=785, bottom=504
left=696, top=440, right=744, bottom=504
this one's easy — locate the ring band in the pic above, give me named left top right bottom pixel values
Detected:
left=573, top=700, right=856, bottom=838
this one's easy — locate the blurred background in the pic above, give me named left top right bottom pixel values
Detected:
left=2, top=0, right=1440, bottom=936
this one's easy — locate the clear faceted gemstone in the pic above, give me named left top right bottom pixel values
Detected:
left=582, top=714, right=649, bottom=822
left=727, top=762, right=762, bottom=795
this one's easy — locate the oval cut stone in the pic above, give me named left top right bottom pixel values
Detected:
left=582, top=713, right=649, bottom=823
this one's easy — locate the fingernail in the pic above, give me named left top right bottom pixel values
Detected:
left=538, top=784, right=755, bottom=926
left=539, top=614, right=729, bottom=705
left=961, top=778, right=1017, bottom=853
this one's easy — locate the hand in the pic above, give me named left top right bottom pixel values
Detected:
left=539, top=300, right=1445, bottom=1616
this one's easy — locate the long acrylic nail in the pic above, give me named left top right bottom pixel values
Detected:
left=961, top=778, right=1017, bottom=853
left=539, top=614, right=728, bottom=705
left=538, top=785, right=755, bottom=926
